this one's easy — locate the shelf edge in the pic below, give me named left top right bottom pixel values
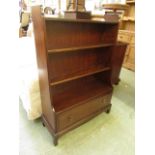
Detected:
left=48, top=44, right=113, bottom=53
left=50, top=67, right=111, bottom=86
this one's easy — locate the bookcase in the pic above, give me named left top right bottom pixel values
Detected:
left=31, top=6, right=125, bottom=145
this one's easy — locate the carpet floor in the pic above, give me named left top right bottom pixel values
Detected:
left=19, top=68, right=135, bottom=155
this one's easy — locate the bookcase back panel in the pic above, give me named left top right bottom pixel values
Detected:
left=51, top=72, right=111, bottom=95
left=45, top=20, right=118, bottom=49
left=50, top=73, right=112, bottom=112
left=48, top=47, right=112, bottom=83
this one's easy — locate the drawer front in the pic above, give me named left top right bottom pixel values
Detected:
left=128, top=58, right=135, bottom=64
left=57, top=94, right=112, bottom=131
left=130, top=35, right=135, bottom=44
left=118, top=32, right=131, bottom=43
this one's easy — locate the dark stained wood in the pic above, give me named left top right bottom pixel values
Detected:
left=48, top=47, right=112, bottom=85
left=111, top=42, right=128, bottom=84
left=41, top=115, right=58, bottom=146
left=52, top=76, right=112, bottom=112
left=31, top=6, right=56, bottom=131
left=57, top=104, right=112, bottom=137
left=45, top=20, right=118, bottom=49
left=50, top=67, right=110, bottom=86
left=45, top=15, right=118, bottom=24
left=31, top=5, right=125, bottom=145
left=57, top=94, right=112, bottom=131
left=48, top=43, right=113, bottom=53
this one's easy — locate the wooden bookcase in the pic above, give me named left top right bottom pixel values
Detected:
left=31, top=6, right=126, bottom=145
left=118, top=0, right=135, bottom=71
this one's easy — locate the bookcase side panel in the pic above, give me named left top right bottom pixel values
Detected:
left=31, top=6, right=56, bottom=131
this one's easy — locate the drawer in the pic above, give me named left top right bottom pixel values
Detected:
left=128, top=58, right=135, bottom=64
left=57, top=94, right=112, bottom=131
left=130, top=35, right=135, bottom=44
left=118, top=32, right=131, bottom=43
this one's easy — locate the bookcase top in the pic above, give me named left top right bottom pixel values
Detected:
left=44, top=15, right=119, bottom=25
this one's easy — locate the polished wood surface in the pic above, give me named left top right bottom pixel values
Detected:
left=57, top=94, right=112, bottom=131
left=48, top=43, right=113, bottom=53
left=31, top=6, right=56, bottom=131
left=111, top=42, right=128, bottom=84
left=52, top=76, right=112, bottom=112
left=50, top=67, right=110, bottom=86
left=45, top=15, right=118, bottom=24
left=48, top=47, right=112, bottom=85
left=32, top=5, right=125, bottom=145
left=45, top=20, right=118, bottom=50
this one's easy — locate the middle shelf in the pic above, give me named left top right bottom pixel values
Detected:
left=47, top=43, right=114, bottom=54
left=48, top=46, right=112, bottom=86
left=50, top=66, right=110, bottom=86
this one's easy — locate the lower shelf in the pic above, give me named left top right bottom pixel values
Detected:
left=52, top=77, right=112, bottom=113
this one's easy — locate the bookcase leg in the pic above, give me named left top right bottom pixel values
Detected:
left=53, top=137, right=58, bottom=146
left=114, top=78, right=120, bottom=85
left=42, top=122, right=45, bottom=127
left=106, top=105, right=112, bottom=114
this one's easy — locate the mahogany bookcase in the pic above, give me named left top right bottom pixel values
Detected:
left=31, top=6, right=127, bottom=145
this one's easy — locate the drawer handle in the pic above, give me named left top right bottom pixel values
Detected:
left=67, top=116, right=73, bottom=122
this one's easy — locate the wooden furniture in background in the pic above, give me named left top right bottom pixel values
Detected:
left=119, top=0, right=135, bottom=31
left=102, top=3, right=129, bottom=23
left=118, top=0, right=135, bottom=71
left=65, top=0, right=91, bottom=19
left=31, top=5, right=126, bottom=145
left=102, top=3, right=129, bottom=13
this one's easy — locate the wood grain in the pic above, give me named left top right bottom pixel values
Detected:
left=31, top=6, right=56, bottom=131
left=31, top=5, right=125, bottom=145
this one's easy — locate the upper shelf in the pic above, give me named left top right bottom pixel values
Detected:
left=48, top=43, right=114, bottom=54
